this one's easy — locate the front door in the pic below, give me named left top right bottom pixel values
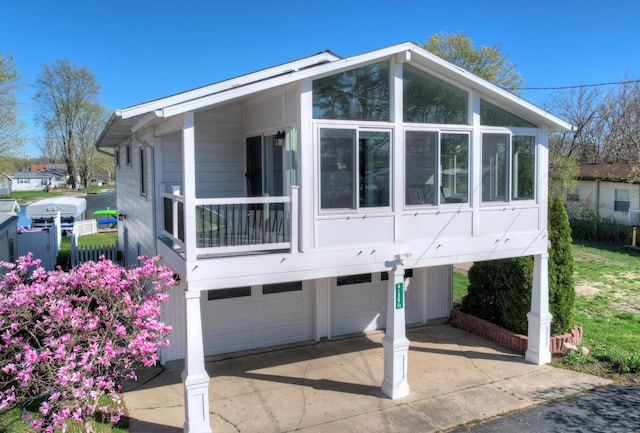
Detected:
left=246, top=134, right=284, bottom=197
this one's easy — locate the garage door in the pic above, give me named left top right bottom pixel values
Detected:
left=202, top=282, right=313, bottom=356
left=331, top=272, right=421, bottom=337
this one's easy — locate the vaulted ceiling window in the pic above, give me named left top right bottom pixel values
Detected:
left=480, top=99, right=536, bottom=127
left=403, top=64, right=468, bottom=125
left=313, top=60, right=390, bottom=122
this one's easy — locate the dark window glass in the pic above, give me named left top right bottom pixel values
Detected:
left=337, top=274, right=372, bottom=286
left=320, top=129, right=355, bottom=209
left=381, top=269, right=413, bottom=280
left=405, top=131, right=437, bottom=205
left=263, top=281, right=303, bottom=294
left=403, top=63, right=468, bottom=124
left=208, top=287, right=251, bottom=300
left=313, top=61, right=390, bottom=121
left=480, top=99, right=536, bottom=127
left=482, top=134, right=509, bottom=202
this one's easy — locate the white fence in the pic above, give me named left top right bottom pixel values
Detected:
left=70, top=234, right=119, bottom=267
left=73, top=219, right=98, bottom=237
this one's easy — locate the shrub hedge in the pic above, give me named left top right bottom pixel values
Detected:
left=462, top=197, right=576, bottom=336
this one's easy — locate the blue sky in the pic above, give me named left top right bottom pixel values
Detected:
left=3, top=0, right=640, bottom=153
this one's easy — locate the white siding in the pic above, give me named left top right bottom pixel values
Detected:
left=577, top=180, right=640, bottom=223
left=425, top=265, right=453, bottom=322
left=159, top=282, right=187, bottom=363
left=195, top=105, right=244, bottom=198
left=116, top=132, right=155, bottom=266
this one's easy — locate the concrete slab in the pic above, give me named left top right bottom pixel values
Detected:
left=122, top=325, right=611, bottom=432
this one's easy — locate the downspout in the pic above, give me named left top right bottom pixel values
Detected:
left=595, top=179, right=600, bottom=218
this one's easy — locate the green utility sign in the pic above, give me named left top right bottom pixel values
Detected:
left=395, top=283, right=404, bottom=309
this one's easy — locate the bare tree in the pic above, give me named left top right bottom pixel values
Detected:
left=600, top=78, right=640, bottom=163
left=33, top=59, right=101, bottom=189
left=35, top=130, right=62, bottom=163
left=546, top=86, right=606, bottom=163
left=75, top=103, right=109, bottom=187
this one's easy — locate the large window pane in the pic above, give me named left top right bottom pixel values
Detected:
left=359, top=131, right=390, bottom=208
left=405, top=131, right=437, bottom=205
left=403, top=64, right=468, bottom=125
left=440, top=134, right=469, bottom=203
left=512, top=136, right=535, bottom=200
left=313, top=61, right=390, bottom=121
left=320, top=129, right=355, bottom=209
left=482, top=134, right=509, bottom=202
left=481, top=100, right=536, bottom=127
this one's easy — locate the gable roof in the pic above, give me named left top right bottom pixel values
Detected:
left=578, top=163, right=640, bottom=184
left=11, top=170, right=64, bottom=179
left=97, top=42, right=572, bottom=148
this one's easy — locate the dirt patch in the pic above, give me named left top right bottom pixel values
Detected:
left=575, top=283, right=600, bottom=296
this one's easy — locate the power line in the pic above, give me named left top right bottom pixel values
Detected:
left=518, top=78, right=640, bottom=91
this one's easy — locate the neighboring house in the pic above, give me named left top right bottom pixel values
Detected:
left=96, top=42, right=571, bottom=432
left=10, top=170, right=67, bottom=191
left=571, top=163, right=640, bottom=224
left=30, top=163, right=69, bottom=174
left=0, top=173, right=12, bottom=196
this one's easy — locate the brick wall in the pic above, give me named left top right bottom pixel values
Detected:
left=449, top=309, right=582, bottom=354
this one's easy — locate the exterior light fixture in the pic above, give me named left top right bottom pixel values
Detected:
left=274, top=130, right=286, bottom=147
left=118, top=212, right=127, bottom=221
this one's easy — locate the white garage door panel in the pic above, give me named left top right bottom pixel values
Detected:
left=331, top=281, right=387, bottom=336
left=202, top=287, right=313, bottom=356
left=331, top=275, right=421, bottom=337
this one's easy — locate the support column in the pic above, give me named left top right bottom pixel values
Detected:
left=381, top=260, right=410, bottom=399
left=526, top=253, right=553, bottom=365
left=182, top=289, right=212, bottom=433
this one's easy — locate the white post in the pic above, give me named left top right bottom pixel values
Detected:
left=182, top=289, right=211, bottom=433
left=290, top=186, right=299, bottom=253
left=526, top=253, right=553, bottom=365
left=381, top=260, right=410, bottom=399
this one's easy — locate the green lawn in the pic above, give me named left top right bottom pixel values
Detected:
left=454, top=241, right=640, bottom=381
left=9, top=185, right=114, bottom=205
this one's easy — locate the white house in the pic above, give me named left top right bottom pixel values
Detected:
left=570, top=163, right=640, bottom=224
left=96, top=42, right=571, bottom=433
left=10, top=170, right=66, bottom=192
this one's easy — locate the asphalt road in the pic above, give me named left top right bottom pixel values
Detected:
left=449, top=385, right=640, bottom=433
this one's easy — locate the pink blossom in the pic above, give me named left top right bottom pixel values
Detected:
left=0, top=255, right=173, bottom=430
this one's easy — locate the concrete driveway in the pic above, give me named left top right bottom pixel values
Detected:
left=122, top=325, right=610, bottom=432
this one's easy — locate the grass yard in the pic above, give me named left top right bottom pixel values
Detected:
left=454, top=241, right=640, bottom=384
left=10, top=185, right=113, bottom=206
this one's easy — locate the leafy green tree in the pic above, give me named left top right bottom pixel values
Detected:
left=0, top=53, right=27, bottom=154
left=33, top=59, right=102, bottom=190
left=548, top=196, right=576, bottom=334
left=424, top=32, right=524, bottom=92
left=548, top=154, right=579, bottom=201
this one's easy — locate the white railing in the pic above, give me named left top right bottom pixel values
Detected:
left=73, top=219, right=98, bottom=237
left=160, top=187, right=299, bottom=257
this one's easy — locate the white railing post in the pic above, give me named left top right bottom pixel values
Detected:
left=290, top=186, right=299, bottom=253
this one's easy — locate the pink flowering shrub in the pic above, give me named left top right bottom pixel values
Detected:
left=0, top=254, right=173, bottom=432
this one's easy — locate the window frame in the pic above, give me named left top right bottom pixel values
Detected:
left=614, top=188, right=631, bottom=212
left=404, top=128, right=471, bottom=208
left=480, top=129, right=538, bottom=205
left=318, top=124, right=392, bottom=213
left=139, top=146, right=146, bottom=197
